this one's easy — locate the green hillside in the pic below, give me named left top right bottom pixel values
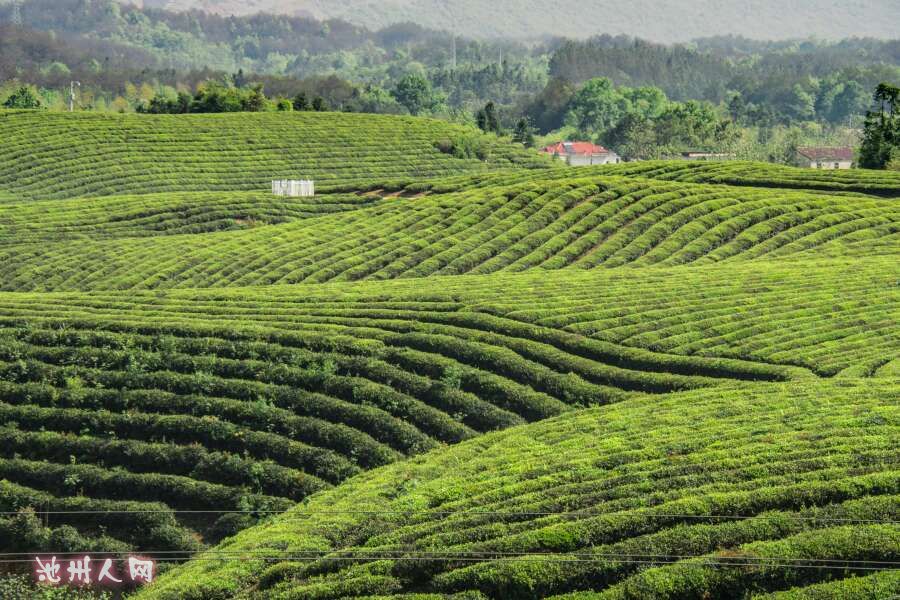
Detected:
left=597, top=160, right=900, bottom=197
left=0, top=111, right=549, bottom=200
left=0, top=111, right=896, bottom=598
left=134, top=378, right=899, bottom=600
left=0, top=256, right=895, bottom=573
left=2, top=173, right=898, bottom=291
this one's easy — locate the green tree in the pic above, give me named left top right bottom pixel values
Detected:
left=293, top=92, right=310, bottom=111
left=311, top=96, right=328, bottom=112
left=244, top=84, right=267, bottom=112
left=621, top=86, right=668, bottom=119
left=2, top=86, right=42, bottom=109
left=512, top=117, right=536, bottom=147
left=565, top=77, right=630, bottom=137
left=525, top=77, right=577, bottom=133
left=858, top=82, right=899, bottom=169
left=476, top=101, right=502, bottom=135
left=391, top=74, right=435, bottom=116
left=653, top=100, right=721, bottom=150
left=603, top=112, right=657, bottom=160
left=829, top=81, right=869, bottom=124
left=787, top=84, right=816, bottom=122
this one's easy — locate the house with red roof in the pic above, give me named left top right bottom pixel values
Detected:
left=540, top=141, right=621, bottom=166
left=795, top=147, right=855, bottom=170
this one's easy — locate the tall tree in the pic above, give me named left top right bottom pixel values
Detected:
left=859, top=82, right=899, bottom=169
left=476, top=101, right=502, bottom=135
left=512, top=118, right=535, bottom=147
left=292, top=92, right=310, bottom=111
left=391, top=74, right=435, bottom=116
left=565, top=77, right=630, bottom=137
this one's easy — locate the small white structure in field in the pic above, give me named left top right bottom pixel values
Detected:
left=272, top=180, right=315, bottom=197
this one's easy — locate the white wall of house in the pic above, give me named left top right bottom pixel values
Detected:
left=566, top=153, right=621, bottom=166
left=806, top=160, right=852, bottom=170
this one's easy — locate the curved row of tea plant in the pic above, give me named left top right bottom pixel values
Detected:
left=135, top=378, right=900, bottom=600
left=0, top=257, right=893, bottom=562
left=2, top=175, right=897, bottom=292
left=0, top=110, right=550, bottom=200
left=0, top=191, right=390, bottom=244
left=596, top=160, right=900, bottom=197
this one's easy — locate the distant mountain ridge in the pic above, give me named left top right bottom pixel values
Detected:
left=126, top=0, right=900, bottom=42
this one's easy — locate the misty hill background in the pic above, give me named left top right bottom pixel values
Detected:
left=128, top=0, right=900, bottom=42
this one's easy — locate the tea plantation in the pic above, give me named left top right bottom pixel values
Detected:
left=0, top=110, right=896, bottom=598
left=0, top=111, right=550, bottom=200
left=137, top=378, right=899, bottom=600
left=2, top=174, right=898, bottom=291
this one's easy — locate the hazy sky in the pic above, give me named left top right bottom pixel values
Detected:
left=139, top=0, right=900, bottom=42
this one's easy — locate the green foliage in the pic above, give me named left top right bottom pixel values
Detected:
left=476, top=102, right=502, bottom=135
left=0, top=574, right=113, bottom=599
left=292, top=92, right=310, bottom=111
left=512, top=118, right=535, bottom=148
left=2, top=86, right=42, bottom=109
left=565, top=78, right=631, bottom=137
left=858, top=82, right=900, bottom=170
left=392, top=74, right=439, bottom=116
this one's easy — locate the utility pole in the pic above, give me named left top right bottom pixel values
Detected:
left=69, top=81, right=81, bottom=113
left=11, top=1, right=23, bottom=26
left=451, top=35, right=457, bottom=70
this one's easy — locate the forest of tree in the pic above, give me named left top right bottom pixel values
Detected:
left=1, top=0, right=898, bottom=167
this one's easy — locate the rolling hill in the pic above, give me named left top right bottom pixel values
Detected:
left=135, top=378, right=900, bottom=599
left=0, top=111, right=548, bottom=200
left=130, top=0, right=900, bottom=43
left=0, top=109, right=896, bottom=598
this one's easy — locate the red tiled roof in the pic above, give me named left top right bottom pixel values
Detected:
left=541, top=141, right=611, bottom=156
left=796, top=147, right=854, bottom=161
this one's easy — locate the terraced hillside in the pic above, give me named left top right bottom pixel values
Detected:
left=597, top=160, right=900, bottom=197
left=0, top=111, right=897, bottom=598
left=2, top=174, right=898, bottom=291
left=136, top=378, right=900, bottom=600
left=0, top=257, right=895, bottom=569
left=0, top=110, right=549, bottom=200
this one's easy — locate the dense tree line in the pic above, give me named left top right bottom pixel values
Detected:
left=0, top=0, right=542, bottom=112
left=540, top=34, right=899, bottom=130
left=2, top=1, right=898, bottom=165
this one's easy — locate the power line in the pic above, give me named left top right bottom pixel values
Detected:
left=11, top=1, right=23, bottom=27
left=3, top=554, right=898, bottom=571
left=2, top=508, right=897, bottom=525
left=8, top=550, right=900, bottom=566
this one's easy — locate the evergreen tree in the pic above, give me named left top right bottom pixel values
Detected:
left=476, top=101, right=502, bottom=135
left=512, top=118, right=535, bottom=147
left=858, top=82, right=899, bottom=169
left=293, top=92, right=310, bottom=111
left=244, top=84, right=267, bottom=112
left=232, top=69, right=247, bottom=89
left=312, top=96, right=328, bottom=111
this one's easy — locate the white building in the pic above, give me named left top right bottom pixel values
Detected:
left=272, top=180, right=315, bottom=197
left=795, top=147, right=854, bottom=170
left=541, top=142, right=621, bottom=166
